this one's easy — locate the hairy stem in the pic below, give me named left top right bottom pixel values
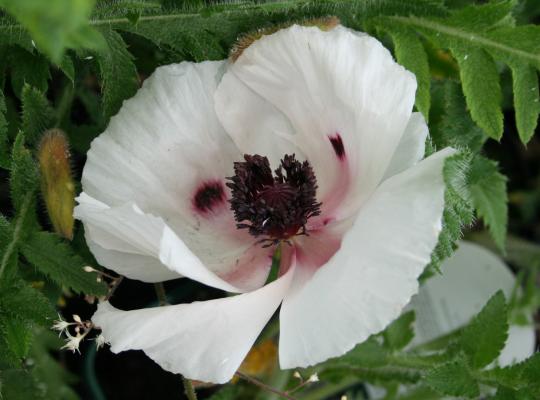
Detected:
left=182, top=376, right=198, bottom=400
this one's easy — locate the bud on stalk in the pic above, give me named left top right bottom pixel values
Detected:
left=38, top=129, right=75, bottom=239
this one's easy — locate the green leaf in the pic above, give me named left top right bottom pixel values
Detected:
left=10, top=132, right=39, bottom=213
left=0, top=316, right=33, bottom=360
left=425, top=151, right=474, bottom=275
left=0, top=89, right=8, bottom=169
left=29, top=327, right=78, bottom=400
left=385, top=27, right=431, bottom=119
left=459, top=290, right=508, bottom=369
left=430, top=80, right=487, bottom=152
left=0, top=0, right=105, bottom=63
left=451, top=45, right=503, bottom=140
left=0, top=369, right=43, bottom=400
left=510, top=63, right=540, bottom=144
left=468, top=156, right=508, bottom=251
left=324, top=337, right=389, bottom=369
left=425, top=357, right=479, bottom=398
left=0, top=281, right=56, bottom=325
left=21, top=231, right=107, bottom=295
left=21, top=85, right=55, bottom=145
left=8, top=47, right=50, bottom=98
left=383, top=311, right=415, bottom=351
left=93, top=28, right=139, bottom=120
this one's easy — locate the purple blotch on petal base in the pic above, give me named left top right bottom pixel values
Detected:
left=329, top=133, right=345, bottom=160
left=193, top=180, right=227, bottom=213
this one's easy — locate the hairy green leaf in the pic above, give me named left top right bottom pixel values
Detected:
left=430, top=81, right=487, bottom=152
left=93, top=28, right=139, bottom=120
left=459, top=290, right=509, bottom=369
left=8, top=47, right=50, bottom=98
left=510, top=63, right=540, bottom=144
left=425, top=357, right=479, bottom=398
left=21, top=85, right=55, bottom=145
left=21, top=231, right=107, bottom=295
left=468, top=156, right=508, bottom=251
left=384, top=27, right=430, bottom=119
left=0, top=281, right=56, bottom=326
left=10, top=132, right=39, bottom=214
left=0, top=316, right=33, bottom=360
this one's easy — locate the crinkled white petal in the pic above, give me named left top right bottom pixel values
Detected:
left=383, top=112, right=428, bottom=180
left=216, top=25, right=417, bottom=212
left=75, top=193, right=240, bottom=292
left=279, top=148, right=455, bottom=369
left=78, top=61, right=273, bottom=286
left=92, top=262, right=295, bottom=384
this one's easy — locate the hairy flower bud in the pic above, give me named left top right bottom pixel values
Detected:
left=38, top=129, right=75, bottom=239
left=230, top=16, right=339, bottom=61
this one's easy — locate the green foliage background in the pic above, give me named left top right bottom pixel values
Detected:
left=0, top=0, right=539, bottom=399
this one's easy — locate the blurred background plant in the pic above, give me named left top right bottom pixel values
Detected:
left=0, top=0, right=539, bottom=399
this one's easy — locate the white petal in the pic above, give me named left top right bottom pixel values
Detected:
left=75, top=193, right=240, bottom=292
left=383, top=112, right=428, bottom=180
left=220, top=25, right=417, bottom=211
left=92, top=262, right=295, bottom=384
left=279, top=148, right=455, bottom=369
left=79, top=61, right=272, bottom=286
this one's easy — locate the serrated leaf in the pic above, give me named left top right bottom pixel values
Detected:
left=0, top=89, right=8, bottom=169
left=510, top=63, right=540, bottom=144
left=8, top=47, right=50, bottom=98
left=451, top=45, right=503, bottom=140
left=21, top=85, right=55, bottom=145
left=0, top=281, right=56, bottom=325
left=21, top=231, right=107, bottom=295
left=468, top=156, right=508, bottom=251
left=0, top=0, right=105, bottom=63
left=425, top=152, right=474, bottom=275
left=0, top=316, right=33, bottom=360
left=383, top=311, right=415, bottom=351
left=459, top=290, right=508, bottom=369
left=385, top=27, right=430, bottom=119
left=94, top=28, right=139, bottom=120
left=430, top=80, right=487, bottom=152
left=425, top=357, right=479, bottom=398
left=10, top=132, right=39, bottom=214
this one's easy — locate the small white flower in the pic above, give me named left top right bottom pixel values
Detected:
left=293, top=371, right=302, bottom=380
left=76, top=24, right=453, bottom=383
left=83, top=266, right=95, bottom=272
left=72, top=314, right=82, bottom=324
left=61, top=331, right=84, bottom=354
left=308, top=374, right=319, bottom=383
left=51, top=315, right=71, bottom=336
left=94, top=334, right=107, bottom=350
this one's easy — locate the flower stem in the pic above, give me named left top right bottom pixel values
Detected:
left=235, top=371, right=297, bottom=400
left=182, top=376, right=198, bottom=400
left=154, top=282, right=168, bottom=306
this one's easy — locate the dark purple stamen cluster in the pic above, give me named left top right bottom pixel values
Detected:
left=227, top=154, right=322, bottom=245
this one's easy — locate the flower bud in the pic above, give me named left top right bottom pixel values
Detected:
left=38, top=129, right=75, bottom=240
left=230, top=17, right=339, bottom=62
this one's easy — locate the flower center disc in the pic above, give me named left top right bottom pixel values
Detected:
left=227, top=154, right=321, bottom=245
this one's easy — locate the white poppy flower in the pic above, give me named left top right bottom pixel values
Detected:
left=75, top=24, right=454, bottom=384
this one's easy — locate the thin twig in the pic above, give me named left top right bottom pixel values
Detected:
left=235, top=372, right=297, bottom=400
left=104, top=276, right=124, bottom=301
